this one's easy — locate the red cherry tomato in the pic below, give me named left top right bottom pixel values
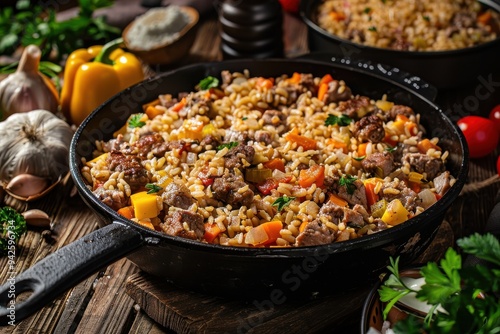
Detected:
left=457, top=116, right=499, bottom=158
left=489, top=104, right=500, bottom=133
left=279, top=0, right=300, bottom=13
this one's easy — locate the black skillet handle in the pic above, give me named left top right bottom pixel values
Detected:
left=0, top=223, right=144, bottom=326
left=298, top=53, right=438, bottom=102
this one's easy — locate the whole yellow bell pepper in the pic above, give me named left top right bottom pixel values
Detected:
left=60, top=38, right=144, bottom=126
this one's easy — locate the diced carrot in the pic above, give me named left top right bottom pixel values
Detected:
left=261, top=221, right=283, bottom=245
left=287, top=72, right=301, bottom=84
left=318, top=83, right=329, bottom=102
left=364, top=182, right=379, bottom=207
left=409, top=181, right=421, bottom=193
left=137, top=220, right=155, bottom=230
left=256, top=77, right=275, bottom=90
left=326, top=138, right=348, bottom=153
left=145, top=105, right=164, bottom=119
left=142, top=98, right=160, bottom=112
left=329, top=193, right=348, bottom=207
left=298, top=165, right=325, bottom=188
left=245, top=221, right=283, bottom=246
left=384, top=133, right=398, bottom=147
left=299, top=221, right=308, bottom=233
left=357, top=142, right=368, bottom=157
left=319, top=74, right=334, bottom=87
left=329, top=11, right=346, bottom=21
left=478, top=11, right=492, bottom=25
left=117, top=206, right=134, bottom=219
left=171, top=97, right=187, bottom=112
left=257, top=175, right=293, bottom=195
left=204, top=223, right=221, bottom=243
left=263, top=158, right=285, bottom=172
left=285, top=132, right=317, bottom=150
left=417, top=138, right=441, bottom=153
left=405, top=122, right=418, bottom=136
left=395, top=114, right=410, bottom=122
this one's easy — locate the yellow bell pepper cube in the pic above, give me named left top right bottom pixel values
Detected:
left=381, top=199, right=409, bottom=226
left=130, top=191, right=160, bottom=220
left=60, top=38, right=144, bottom=126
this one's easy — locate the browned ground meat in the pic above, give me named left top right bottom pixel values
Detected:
left=262, top=109, right=287, bottom=127
left=353, top=114, right=385, bottom=143
left=324, top=176, right=368, bottom=208
left=403, top=153, right=444, bottom=179
left=295, top=219, right=336, bottom=246
left=93, top=187, right=128, bottom=211
left=433, top=171, right=451, bottom=197
left=162, top=182, right=195, bottom=209
left=199, top=134, right=220, bottom=150
left=135, top=133, right=169, bottom=158
left=254, top=130, right=273, bottom=145
left=161, top=210, right=205, bottom=240
left=322, top=80, right=352, bottom=104
left=337, top=96, right=372, bottom=119
left=389, top=105, right=414, bottom=120
left=362, top=152, right=395, bottom=178
left=212, top=174, right=254, bottom=208
left=319, top=201, right=365, bottom=228
left=224, top=144, right=255, bottom=170
left=380, top=180, right=418, bottom=212
left=106, top=152, right=150, bottom=192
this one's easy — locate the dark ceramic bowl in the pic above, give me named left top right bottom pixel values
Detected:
left=300, top=0, right=500, bottom=89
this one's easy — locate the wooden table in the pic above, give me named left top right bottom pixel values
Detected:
left=1, top=9, right=499, bottom=334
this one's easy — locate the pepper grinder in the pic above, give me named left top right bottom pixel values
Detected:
left=219, top=0, right=284, bottom=59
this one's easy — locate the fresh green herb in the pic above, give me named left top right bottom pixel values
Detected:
left=423, top=15, right=430, bottom=22
left=385, top=145, right=397, bottom=153
left=0, top=0, right=120, bottom=62
left=272, top=196, right=296, bottom=211
left=364, top=7, right=371, bottom=14
left=379, top=233, right=500, bottom=333
left=242, top=117, right=248, bottom=120
left=353, top=156, right=366, bottom=161
left=128, top=114, right=146, bottom=128
left=339, top=175, right=357, bottom=194
left=0, top=206, right=27, bottom=255
left=368, top=26, right=377, bottom=32
left=325, top=114, right=352, bottom=126
left=217, top=141, right=239, bottom=151
left=145, top=183, right=162, bottom=194
left=198, top=76, right=219, bottom=90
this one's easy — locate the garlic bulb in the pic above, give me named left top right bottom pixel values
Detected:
left=0, top=45, right=59, bottom=121
left=0, top=109, right=73, bottom=199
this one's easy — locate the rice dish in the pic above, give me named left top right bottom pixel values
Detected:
left=81, top=70, right=455, bottom=247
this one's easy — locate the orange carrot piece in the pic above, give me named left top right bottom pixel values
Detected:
left=357, top=142, right=368, bottom=157
left=171, top=97, right=187, bottom=112
left=142, top=98, right=160, bottom=112
left=319, top=74, right=334, bottom=86
left=328, top=193, right=348, bottom=207
left=117, top=206, right=134, bottom=219
left=298, top=165, right=325, bottom=188
left=364, top=182, right=379, bottom=207
left=288, top=72, right=301, bottom=84
left=329, top=11, right=346, bottom=21
left=257, top=77, right=274, bottom=89
left=204, top=223, right=221, bottom=243
left=285, top=132, right=317, bottom=150
left=417, top=138, right=441, bottom=153
left=299, top=221, right=308, bottom=233
left=478, top=11, right=492, bottom=25
left=261, top=221, right=283, bottom=245
left=327, top=138, right=348, bottom=153
left=145, top=105, right=164, bottom=119
left=318, top=83, right=329, bottom=102
left=263, top=158, right=286, bottom=172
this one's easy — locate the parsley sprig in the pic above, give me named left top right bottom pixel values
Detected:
left=198, top=76, right=219, bottom=90
left=272, top=196, right=296, bottom=211
left=145, top=183, right=162, bottom=194
left=325, top=114, right=352, bottom=126
left=128, top=114, right=146, bottom=128
left=217, top=142, right=239, bottom=151
left=339, top=175, right=357, bottom=195
left=0, top=206, right=27, bottom=255
left=378, top=233, right=500, bottom=333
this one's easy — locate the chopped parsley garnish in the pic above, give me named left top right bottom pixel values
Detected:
left=272, top=196, right=296, bottom=211
left=242, top=117, right=248, bottom=120
left=339, top=175, right=358, bottom=195
left=364, top=7, right=371, bottom=14
left=198, top=76, right=219, bottom=90
left=145, top=183, right=162, bottom=194
left=128, top=114, right=146, bottom=128
left=217, top=141, right=239, bottom=151
left=325, top=114, right=352, bottom=126
left=353, top=156, right=365, bottom=161
left=0, top=206, right=27, bottom=254
left=368, top=26, right=377, bottom=32
left=423, top=15, right=430, bottom=22
left=385, top=145, right=397, bottom=153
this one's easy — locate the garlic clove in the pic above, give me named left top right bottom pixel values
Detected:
left=6, top=174, right=50, bottom=198
left=22, top=209, right=51, bottom=228
left=5, top=175, right=62, bottom=202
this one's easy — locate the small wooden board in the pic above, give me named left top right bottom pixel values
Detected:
left=125, top=221, right=453, bottom=333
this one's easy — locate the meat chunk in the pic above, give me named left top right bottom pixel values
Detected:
left=262, top=109, right=287, bottom=128
left=353, top=114, right=385, bottom=143
left=452, top=11, right=476, bottom=29
left=224, top=144, right=255, bottom=170
left=199, top=135, right=220, bottom=150
left=319, top=201, right=365, bottom=228
left=295, top=219, right=336, bottom=246
left=433, top=171, right=451, bottom=197
left=162, top=182, right=195, bottom=209
left=380, top=180, right=418, bottom=212
left=322, top=80, right=352, bottom=104
left=253, top=130, right=273, bottom=145
left=212, top=174, right=254, bottom=208
left=403, top=153, right=444, bottom=180
left=337, top=96, right=372, bottom=119
left=107, top=152, right=150, bottom=192
left=362, top=152, right=395, bottom=178
left=161, top=210, right=205, bottom=240
left=324, top=176, right=368, bottom=208
left=389, top=105, right=414, bottom=120
left=135, top=133, right=169, bottom=158
left=93, top=187, right=127, bottom=211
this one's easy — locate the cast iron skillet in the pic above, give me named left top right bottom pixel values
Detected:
left=0, top=58, right=468, bottom=325
left=300, top=0, right=500, bottom=90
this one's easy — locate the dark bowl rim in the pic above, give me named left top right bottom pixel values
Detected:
left=299, top=0, right=500, bottom=57
left=69, top=58, right=469, bottom=257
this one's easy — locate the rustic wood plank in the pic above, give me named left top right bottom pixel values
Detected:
left=74, top=258, right=139, bottom=334
left=129, top=309, right=176, bottom=334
